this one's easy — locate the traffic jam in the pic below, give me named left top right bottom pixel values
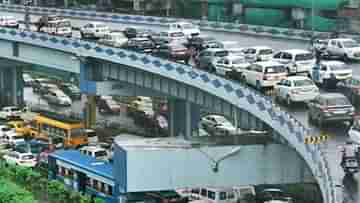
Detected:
left=0, top=13, right=360, bottom=181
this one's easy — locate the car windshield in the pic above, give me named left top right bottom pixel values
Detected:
left=325, top=97, right=351, bottom=106
left=10, top=107, right=20, bottom=111
left=22, top=154, right=34, bottom=160
left=295, top=53, right=314, bottom=61
left=57, top=21, right=71, bottom=28
left=170, top=32, right=184, bottom=37
left=95, top=150, right=107, bottom=158
left=214, top=51, right=229, bottom=57
left=343, top=40, right=358, bottom=48
left=259, top=49, right=273, bottom=55
left=2, top=127, right=12, bottom=132
left=265, top=65, right=285, bottom=73
left=293, top=79, right=314, bottom=87
left=329, top=63, right=349, bottom=70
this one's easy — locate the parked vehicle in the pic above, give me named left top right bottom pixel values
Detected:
left=310, top=61, right=352, bottom=88
left=169, top=22, right=200, bottom=37
left=152, top=43, right=190, bottom=64
left=98, top=96, right=122, bottom=114
left=337, top=76, right=360, bottom=106
left=3, top=133, right=25, bottom=145
left=241, top=61, right=288, bottom=90
left=274, top=76, right=319, bottom=106
left=36, top=15, right=72, bottom=37
left=195, top=48, right=229, bottom=71
left=242, top=46, right=274, bottom=62
left=349, top=119, right=360, bottom=145
left=0, top=106, right=22, bottom=120
left=3, top=151, right=37, bottom=167
left=22, top=73, right=34, bottom=87
left=200, top=114, right=237, bottom=136
left=0, top=125, right=16, bottom=139
left=308, top=93, right=355, bottom=127
left=79, top=145, right=108, bottom=161
left=256, top=188, right=293, bottom=203
left=124, top=37, right=156, bottom=53
left=151, top=30, right=187, bottom=45
left=80, top=22, right=110, bottom=39
left=211, top=55, right=250, bottom=78
left=273, top=49, right=315, bottom=74
left=98, top=32, right=128, bottom=48
left=227, top=48, right=246, bottom=57
left=0, top=16, right=19, bottom=28
left=186, top=35, right=220, bottom=53
left=58, top=83, right=81, bottom=100
left=42, top=89, right=72, bottom=106
left=322, top=38, right=360, bottom=61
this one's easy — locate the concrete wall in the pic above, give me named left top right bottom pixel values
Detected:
left=114, top=144, right=314, bottom=193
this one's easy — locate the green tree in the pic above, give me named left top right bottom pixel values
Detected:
left=48, top=180, right=69, bottom=203
left=0, top=178, right=38, bottom=203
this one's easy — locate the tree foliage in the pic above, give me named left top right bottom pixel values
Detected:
left=0, top=178, right=38, bottom=203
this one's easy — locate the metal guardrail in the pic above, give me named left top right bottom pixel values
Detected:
left=0, top=3, right=356, bottom=42
left=0, top=25, right=337, bottom=202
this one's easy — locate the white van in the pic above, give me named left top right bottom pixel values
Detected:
left=79, top=146, right=108, bottom=160
left=169, top=22, right=200, bottom=38
left=273, top=49, right=316, bottom=74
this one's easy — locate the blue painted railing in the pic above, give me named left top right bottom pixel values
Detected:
left=0, top=26, right=336, bottom=203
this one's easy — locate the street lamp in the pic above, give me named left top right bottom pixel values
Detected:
left=24, top=0, right=33, bottom=31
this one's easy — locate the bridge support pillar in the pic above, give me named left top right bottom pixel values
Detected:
left=84, top=95, right=97, bottom=129
left=168, top=99, right=199, bottom=138
left=0, top=66, right=23, bottom=107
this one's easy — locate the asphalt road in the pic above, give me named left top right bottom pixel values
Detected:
left=3, top=10, right=359, bottom=202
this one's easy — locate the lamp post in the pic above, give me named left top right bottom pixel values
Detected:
left=24, top=0, right=33, bottom=31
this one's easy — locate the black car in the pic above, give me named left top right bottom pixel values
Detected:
left=186, top=35, right=221, bottom=52
left=124, top=37, right=156, bottom=53
left=123, top=27, right=154, bottom=39
left=152, top=43, right=190, bottom=64
left=59, top=83, right=81, bottom=100
left=337, top=76, right=360, bottom=107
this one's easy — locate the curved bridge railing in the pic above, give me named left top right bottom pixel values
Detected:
left=0, top=27, right=336, bottom=203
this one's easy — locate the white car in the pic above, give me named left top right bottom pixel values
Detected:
left=309, top=61, right=352, bottom=87
left=326, top=38, right=360, bottom=60
left=0, top=106, right=22, bottom=120
left=0, top=125, right=16, bottom=139
left=152, top=30, right=187, bottom=44
left=273, top=49, right=316, bottom=74
left=211, top=55, right=250, bottom=77
left=3, top=151, right=37, bottom=167
left=227, top=48, right=245, bottom=57
left=3, top=133, right=25, bottom=145
left=43, top=89, right=72, bottom=106
left=349, top=119, right=360, bottom=144
left=241, top=61, right=288, bottom=90
left=169, top=22, right=200, bottom=37
left=274, top=76, right=319, bottom=105
left=98, top=32, right=128, bottom=48
left=200, top=115, right=237, bottom=136
left=80, top=22, right=110, bottom=39
left=0, top=16, right=19, bottom=28
left=79, top=145, right=109, bottom=161
left=22, top=73, right=34, bottom=87
left=242, top=46, right=274, bottom=62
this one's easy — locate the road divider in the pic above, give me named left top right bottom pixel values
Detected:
left=304, top=134, right=330, bottom=144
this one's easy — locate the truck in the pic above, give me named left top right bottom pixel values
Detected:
left=313, top=38, right=360, bottom=61
left=169, top=22, right=200, bottom=38
left=36, top=15, right=72, bottom=37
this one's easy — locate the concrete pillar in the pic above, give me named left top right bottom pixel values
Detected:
left=201, top=0, right=208, bottom=20
left=85, top=95, right=97, bottom=129
left=0, top=66, right=23, bottom=107
left=168, top=99, right=200, bottom=138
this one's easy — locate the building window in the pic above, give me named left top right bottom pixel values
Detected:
left=107, top=185, right=113, bottom=196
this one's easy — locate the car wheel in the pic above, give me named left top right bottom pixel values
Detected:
left=286, top=95, right=292, bottom=106
left=241, top=75, right=246, bottom=84
left=80, top=32, right=85, bottom=39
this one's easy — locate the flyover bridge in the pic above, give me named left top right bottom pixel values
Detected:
left=0, top=26, right=337, bottom=202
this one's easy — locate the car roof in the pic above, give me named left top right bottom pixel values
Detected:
left=80, top=146, right=107, bottom=152
left=286, top=76, right=312, bottom=81
left=282, top=49, right=311, bottom=54
left=320, top=60, right=345, bottom=66
left=254, top=61, right=283, bottom=67
left=173, top=21, right=193, bottom=25
left=131, top=37, right=150, bottom=40
left=90, top=22, right=105, bottom=25
left=223, top=55, right=245, bottom=60
left=251, top=46, right=273, bottom=50
left=318, top=93, right=346, bottom=99
left=204, top=48, right=227, bottom=52
left=262, top=188, right=283, bottom=192
left=206, top=114, right=227, bottom=119
left=332, top=38, right=355, bottom=41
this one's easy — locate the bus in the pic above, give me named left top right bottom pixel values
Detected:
left=27, top=111, right=88, bottom=148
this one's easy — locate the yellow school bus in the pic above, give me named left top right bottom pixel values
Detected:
left=7, top=120, right=31, bottom=137
left=28, top=111, right=88, bottom=148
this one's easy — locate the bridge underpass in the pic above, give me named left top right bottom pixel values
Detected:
left=0, top=27, right=336, bottom=203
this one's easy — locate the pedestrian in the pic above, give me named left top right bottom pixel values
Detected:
left=315, top=47, right=321, bottom=65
